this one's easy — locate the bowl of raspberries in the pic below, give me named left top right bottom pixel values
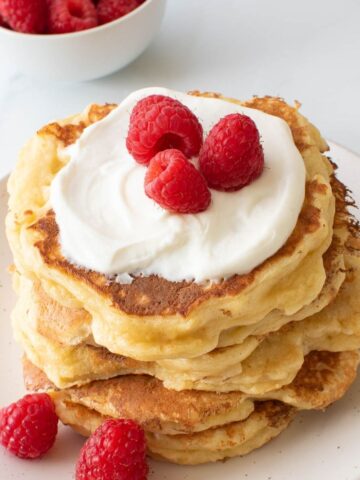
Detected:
left=0, top=0, right=166, bottom=81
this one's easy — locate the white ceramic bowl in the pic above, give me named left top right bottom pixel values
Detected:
left=0, top=0, right=166, bottom=82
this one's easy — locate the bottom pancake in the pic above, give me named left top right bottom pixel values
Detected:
left=55, top=399, right=296, bottom=465
left=24, top=361, right=296, bottom=464
left=23, top=347, right=359, bottom=464
left=23, top=349, right=359, bottom=434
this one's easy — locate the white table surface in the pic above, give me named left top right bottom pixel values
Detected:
left=0, top=0, right=359, bottom=180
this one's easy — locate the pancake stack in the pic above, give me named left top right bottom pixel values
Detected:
left=6, top=94, right=360, bottom=464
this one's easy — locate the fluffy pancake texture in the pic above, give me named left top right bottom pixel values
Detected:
left=6, top=92, right=360, bottom=465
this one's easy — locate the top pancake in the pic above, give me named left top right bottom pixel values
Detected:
left=6, top=95, right=338, bottom=360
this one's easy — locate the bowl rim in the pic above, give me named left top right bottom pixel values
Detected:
left=0, top=0, right=160, bottom=40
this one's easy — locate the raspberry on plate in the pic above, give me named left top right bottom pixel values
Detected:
left=76, top=418, right=148, bottom=480
left=0, top=0, right=47, bottom=33
left=48, top=0, right=98, bottom=34
left=199, top=113, right=264, bottom=191
left=97, top=0, right=144, bottom=25
left=144, top=149, right=211, bottom=214
left=126, top=95, right=203, bottom=165
left=0, top=393, right=58, bottom=459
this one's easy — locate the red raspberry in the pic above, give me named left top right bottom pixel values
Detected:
left=97, top=0, right=144, bottom=25
left=0, top=0, right=47, bottom=33
left=76, top=419, right=148, bottom=480
left=48, top=0, right=98, bottom=34
left=144, top=149, right=211, bottom=214
left=126, top=95, right=203, bottom=165
left=199, top=113, right=264, bottom=191
left=0, top=393, right=58, bottom=459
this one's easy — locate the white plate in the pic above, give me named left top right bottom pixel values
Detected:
left=1, top=142, right=360, bottom=480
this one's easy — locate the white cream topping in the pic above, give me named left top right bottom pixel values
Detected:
left=50, top=88, right=306, bottom=282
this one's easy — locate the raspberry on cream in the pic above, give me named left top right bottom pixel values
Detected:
left=144, top=149, right=211, bottom=214
left=126, top=94, right=203, bottom=165
left=199, top=113, right=264, bottom=191
left=50, top=87, right=306, bottom=283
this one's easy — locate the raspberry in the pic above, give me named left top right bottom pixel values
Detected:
left=76, top=419, right=148, bottom=480
left=48, top=0, right=98, bottom=34
left=144, top=149, right=211, bottom=214
left=126, top=95, right=203, bottom=165
left=97, top=0, right=144, bottom=25
left=0, top=393, right=58, bottom=459
left=0, top=0, right=47, bottom=33
left=199, top=113, right=264, bottom=191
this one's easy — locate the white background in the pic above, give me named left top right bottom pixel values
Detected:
left=1, top=2, right=360, bottom=478
left=0, top=0, right=360, bottom=179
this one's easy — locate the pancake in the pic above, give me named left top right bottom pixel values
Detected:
left=147, top=401, right=295, bottom=464
left=6, top=96, right=337, bottom=361
left=23, top=347, right=360, bottom=433
left=51, top=399, right=296, bottom=465
left=23, top=346, right=359, bottom=464
left=13, top=235, right=360, bottom=392
left=58, top=400, right=296, bottom=465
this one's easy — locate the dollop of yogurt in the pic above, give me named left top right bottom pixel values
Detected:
left=51, top=88, right=305, bottom=283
